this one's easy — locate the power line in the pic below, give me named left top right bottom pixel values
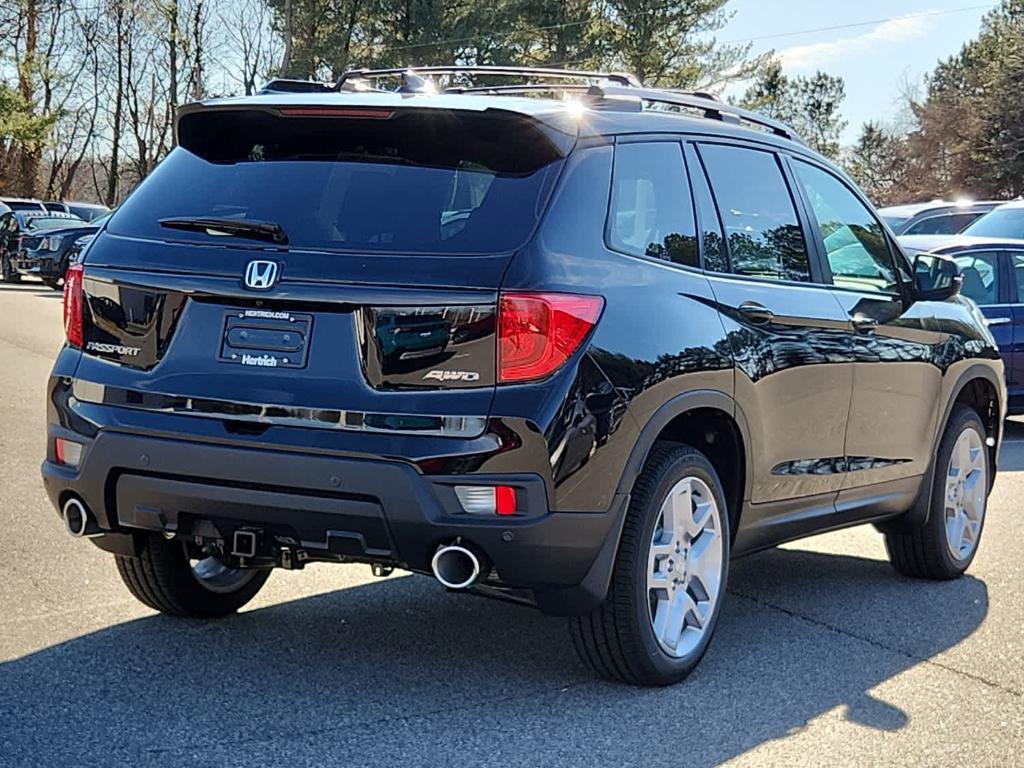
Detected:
left=720, top=3, right=997, bottom=45
left=382, top=2, right=997, bottom=59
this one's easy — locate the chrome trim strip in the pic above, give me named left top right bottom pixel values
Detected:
left=71, top=379, right=487, bottom=438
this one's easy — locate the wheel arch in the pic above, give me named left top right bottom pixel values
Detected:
left=881, top=364, right=1003, bottom=533
left=617, top=390, right=751, bottom=538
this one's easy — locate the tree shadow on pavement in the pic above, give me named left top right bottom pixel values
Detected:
left=0, top=547, right=987, bottom=767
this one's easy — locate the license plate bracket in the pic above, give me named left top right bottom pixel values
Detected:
left=219, top=310, right=313, bottom=369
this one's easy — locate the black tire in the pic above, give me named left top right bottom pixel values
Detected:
left=884, top=405, right=989, bottom=580
left=42, top=277, right=63, bottom=291
left=569, top=443, right=731, bottom=686
left=115, top=533, right=270, bottom=617
left=1, top=254, right=21, bottom=283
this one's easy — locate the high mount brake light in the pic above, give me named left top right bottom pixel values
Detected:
left=277, top=107, right=394, bottom=119
left=498, top=293, right=604, bottom=383
left=63, top=263, right=84, bottom=348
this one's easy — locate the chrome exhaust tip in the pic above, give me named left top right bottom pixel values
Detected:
left=431, top=543, right=483, bottom=590
left=62, top=497, right=90, bottom=538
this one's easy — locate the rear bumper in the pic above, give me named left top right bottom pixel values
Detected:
left=42, top=428, right=627, bottom=615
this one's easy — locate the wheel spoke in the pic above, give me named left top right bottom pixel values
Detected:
left=645, top=474, right=725, bottom=659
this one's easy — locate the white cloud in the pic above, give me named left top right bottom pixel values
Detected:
left=779, top=15, right=934, bottom=71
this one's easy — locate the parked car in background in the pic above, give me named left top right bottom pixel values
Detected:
left=13, top=211, right=107, bottom=289
left=43, top=201, right=111, bottom=222
left=0, top=210, right=87, bottom=283
left=959, top=199, right=1024, bottom=239
left=879, top=200, right=1002, bottom=236
left=0, top=197, right=48, bottom=213
left=900, top=233, right=1024, bottom=415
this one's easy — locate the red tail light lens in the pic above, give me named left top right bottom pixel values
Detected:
left=498, top=292, right=603, bottom=383
left=63, top=263, right=84, bottom=348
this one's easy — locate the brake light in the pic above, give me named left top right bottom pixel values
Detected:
left=63, top=263, right=84, bottom=348
left=498, top=292, right=603, bottom=383
left=278, top=107, right=394, bottom=119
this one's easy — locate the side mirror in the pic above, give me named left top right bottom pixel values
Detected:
left=913, top=252, right=961, bottom=301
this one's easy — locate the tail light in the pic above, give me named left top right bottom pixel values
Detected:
left=63, top=263, right=84, bottom=348
left=498, top=292, right=603, bottom=383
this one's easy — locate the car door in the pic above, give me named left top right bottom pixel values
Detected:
left=788, top=157, right=945, bottom=491
left=689, top=141, right=853, bottom=504
left=1004, top=250, right=1024, bottom=412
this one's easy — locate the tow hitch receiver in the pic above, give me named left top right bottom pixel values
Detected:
left=232, top=529, right=259, bottom=558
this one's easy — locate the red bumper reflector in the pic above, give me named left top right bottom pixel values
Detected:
left=495, top=486, right=517, bottom=516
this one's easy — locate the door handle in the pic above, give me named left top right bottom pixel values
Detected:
left=737, top=301, right=774, bottom=325
left=985, top=317, right=1011, bottom=326
left=851, top=313, right=879, bottom=334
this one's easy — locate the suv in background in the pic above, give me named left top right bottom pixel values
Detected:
left=0, top=209, right=87, bottom=283
left=0, top=197, right=47, bottom=213
left=14, top=211, right=107, bottom=289
left=879, top=200, right=1001, bottom=236
left=42, top=66, right=1004, bottom=686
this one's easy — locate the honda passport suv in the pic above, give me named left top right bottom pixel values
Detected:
left=42, top=66, right=1004, bottom=686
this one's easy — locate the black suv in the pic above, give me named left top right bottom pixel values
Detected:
left=42, top=67, right=1004, bottom=686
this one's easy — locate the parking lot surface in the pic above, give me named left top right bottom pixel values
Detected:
left=0, top=282, right=1021, bottom=767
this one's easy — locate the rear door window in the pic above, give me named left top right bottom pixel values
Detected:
left=607, top=142, right=698, bottom=268
left=697, top=143, right=811, bottom=282
left=954, top=250, right=1001, bottom=306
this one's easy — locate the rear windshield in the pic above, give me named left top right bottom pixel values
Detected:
left=962, top=206, right=1024, bottom=239
left=23, top=216, right=87, bottom=231
left=108, top=108, right=568, bottom=255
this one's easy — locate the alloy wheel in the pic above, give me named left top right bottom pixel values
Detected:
left=944, top=426, right=987, bottom=561
left=647, top=476, right=725, bottom=658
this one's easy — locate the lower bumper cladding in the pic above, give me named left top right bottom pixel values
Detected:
left=41, top=430, right=627, bottom=615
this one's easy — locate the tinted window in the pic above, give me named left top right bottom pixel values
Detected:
left=881, top=214, right=910, bottom=231
left=793, top=160, right=898, bottom=294
left=1012, top=254, right=1024, bottom=302
left=953, top=251, right=1000, bottom=306
left=698, top=144, right=810, bottom=281
left=608, top=142, right=697, bottom=267
left=963, top=206, right=1024, bottom=238
left=906, top=214, right=956, bottom=235
left=109, top=110, right=566, bottom=255
left=686, top=145, right=727, bottom=273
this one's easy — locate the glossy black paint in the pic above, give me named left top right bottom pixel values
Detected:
left=42, top=95, right=1006, bottom=615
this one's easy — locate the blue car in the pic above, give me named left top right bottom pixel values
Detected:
left=900, top=234, right=1024, bottom=415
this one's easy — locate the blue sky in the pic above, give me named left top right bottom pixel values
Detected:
left=718, top=1, right=995, bottom=143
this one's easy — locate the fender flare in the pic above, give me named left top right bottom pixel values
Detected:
left=884, top=363, right=1004, bottom=533
left=615, top=389, right=753, bottom=510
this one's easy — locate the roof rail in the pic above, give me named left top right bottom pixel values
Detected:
left=336, top=65, right=641, bottom=91
left=591, top=85, right=805, bottom=144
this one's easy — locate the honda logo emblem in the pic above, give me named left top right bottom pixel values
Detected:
left=244, top=260, right=279, bottom=291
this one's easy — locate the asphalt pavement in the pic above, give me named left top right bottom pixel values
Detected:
left=0, top=280, right=1021, bottom=767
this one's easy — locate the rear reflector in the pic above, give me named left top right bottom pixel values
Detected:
left=498, top=293, right=603, bottom=383
left=278, top=107, right=394, bottom=119
left=63, top=263, right=84, bottom=348
left=54, top=438, right=83, bottom=467
left=455, top=485, right=518, bottom=516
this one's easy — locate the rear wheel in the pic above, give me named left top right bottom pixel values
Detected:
left=885, top=405, right=989, bottom=580
left=115, top=533, right=270, bottom=617
left=570, top=443, right=730, bottom=686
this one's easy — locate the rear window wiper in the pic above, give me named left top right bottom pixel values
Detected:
left=158, top=216, right=289, bottom=244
